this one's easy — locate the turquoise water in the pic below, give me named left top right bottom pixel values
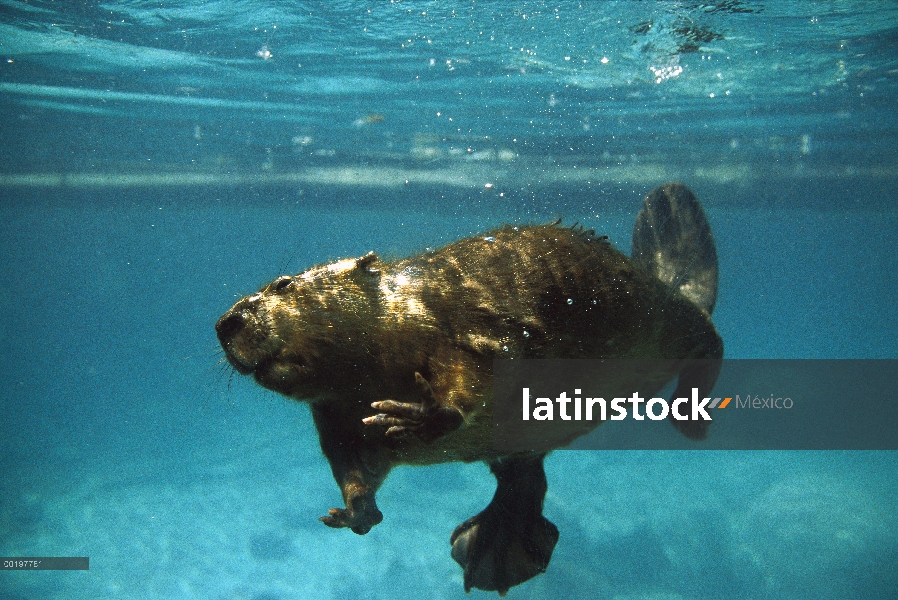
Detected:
left=1, top=2, right=897, bottom=599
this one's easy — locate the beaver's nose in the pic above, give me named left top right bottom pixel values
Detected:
left=215, top=312, right=245, bottom=342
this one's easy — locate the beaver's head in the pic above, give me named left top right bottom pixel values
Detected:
left=215, top=253, right=381, bottom=398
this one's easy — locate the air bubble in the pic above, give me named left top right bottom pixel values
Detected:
left=567, top=298, right=574, bottom=305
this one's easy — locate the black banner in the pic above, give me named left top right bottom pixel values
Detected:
left=493, top=359, right=898, bottom=451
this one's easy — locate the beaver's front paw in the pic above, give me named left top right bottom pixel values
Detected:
left=320, top=501, right=383, bottom=535
left=362, top=372, right=463, bottom=442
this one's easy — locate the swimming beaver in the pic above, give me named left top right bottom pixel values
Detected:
left=215, top=182, right=723, bottom=595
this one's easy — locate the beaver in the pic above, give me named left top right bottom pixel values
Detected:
left=215, top=182, right=723, bottom=595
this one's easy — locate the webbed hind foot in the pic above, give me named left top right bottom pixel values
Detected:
left=450, top=454, right=558, bottom=595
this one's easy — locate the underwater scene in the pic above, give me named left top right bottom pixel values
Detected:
left=1, top=1, right=897, bottom=598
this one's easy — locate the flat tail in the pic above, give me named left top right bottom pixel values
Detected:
left=632, top=182, right=719, bottom=315
left=668, top=358, right=723, bottom=440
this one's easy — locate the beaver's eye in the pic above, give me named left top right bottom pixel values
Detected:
left=273, top=276, right=293, bottom=292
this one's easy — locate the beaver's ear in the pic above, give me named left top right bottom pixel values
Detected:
left=355, top=252, right=380, bottom=274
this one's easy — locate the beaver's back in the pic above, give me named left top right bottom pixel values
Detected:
left=393, top=224, right=704, bottom=362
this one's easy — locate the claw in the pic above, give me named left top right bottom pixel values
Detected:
left=320, top=507, right=351, bottom=529
left=363, top=372, right=463, bottom=442
left=319, top=504, right=382, bottom=535
left=368, top=399, right=425, bottom=421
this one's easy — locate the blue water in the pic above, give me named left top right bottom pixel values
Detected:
left=1, top=2, right=897, bottom=599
